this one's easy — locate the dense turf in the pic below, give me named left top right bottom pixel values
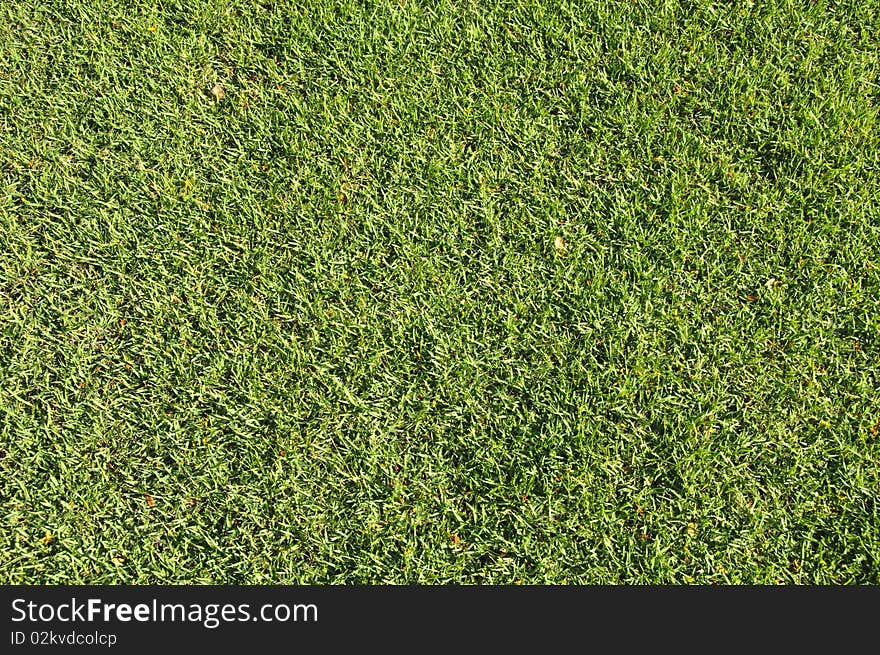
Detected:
left=1, top=0, right=878, bottom=583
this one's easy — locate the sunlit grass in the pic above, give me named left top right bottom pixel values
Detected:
left=1, top=0, right=878, bottom=583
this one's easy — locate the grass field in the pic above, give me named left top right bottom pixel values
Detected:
left=1, top=0, right=878, bottom=584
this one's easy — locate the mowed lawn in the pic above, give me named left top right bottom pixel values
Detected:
left=1, top=0, right=878, bottom=584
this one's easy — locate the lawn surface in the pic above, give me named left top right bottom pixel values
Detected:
left=1, top=0, right=878, bottom=583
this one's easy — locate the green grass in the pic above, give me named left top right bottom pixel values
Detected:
left=1, top=0, right=878, bottom=584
